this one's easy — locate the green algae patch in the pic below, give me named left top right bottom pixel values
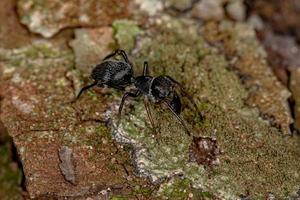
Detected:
left=112, top=19, right=144, bottom=52
left=0, top=41, right=73, bottom=69
left=113, top=101, right=193, bottom=181
left=111, top=17, right=300, bottom=199
left=157, top=178, right=193, bottom=199
left=70, top=27, right=115, bottom=74
left=202, top=21, right=293, bottom=135
left=110, top=197, right=128, bottom=200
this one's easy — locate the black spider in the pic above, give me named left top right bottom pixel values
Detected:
left=77, top=49, right=134, bottom=98
left=77, top=49, right=202, bottom=135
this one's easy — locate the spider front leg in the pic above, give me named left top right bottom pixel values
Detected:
left=143, top=61, right=149, bottom=76
left=144, top=97, right=157, bottom=132
left=163, top=99, right=191, bottom=136
left=117, top=90, right=141, bottom=125
left=103, top=49, right=130, bottom=64
left=166, top=76, right=203, bottom=121
left=76, top=81, right=98, bottom=99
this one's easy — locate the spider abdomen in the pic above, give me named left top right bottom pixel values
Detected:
left=91, top=60, right=133, bottom=88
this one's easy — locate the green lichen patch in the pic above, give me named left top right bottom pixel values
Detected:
left=157, top=178, right=193, bottom=199
left=111, top=17, right=300, bottom=199
left=0, top=41, right=73, bottom=69
left=202, top=21, right=293, bottom=135
left=113, top=101, right=192, bottom=182
left=70, top=27, right=115, bottom=74
left=112, top=19, right=144, bottom=52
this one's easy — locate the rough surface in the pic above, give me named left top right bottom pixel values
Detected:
left=0, top=42, right=154, bottom=198
left=192, top=0, right=224, bottom=21
left=165, top=0, right=194, bottom=11
left=1, top=0, right=300, bottom=199
left=202, top=21, right=293, bottom=134
left=226, top=0, right=246, bottom=21
left=189, top=137, right=220, bottom=167
left=0, top=0, right=33, bottom=49
left=17, top=0, right=132, bottom=38
left=263, top=32, right=300, bottom=69
left=290, top=68, right=300, bottom=132
left=112, top=20, right=144, bottom=53
left=70, top=27, right=115, bottom=74
left=252, top=0, right=300, bottom=41
left=262, top=31, right=300, bottom=86
left=134, top=0, right=164, bottom=16
left=59, top=146, right=76, bottom=185
left=111, top=17, right=300, bottom=199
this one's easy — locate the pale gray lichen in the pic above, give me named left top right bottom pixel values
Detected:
left=59, top=146, right=76, bottom=185
left=17, top=0, right=131, bottom=38
left=134, top=0, right=164, bottom=16
left=112, top=20, right=144, bottom=52
left=110, top=98, right=238, bottom=199
left=192, top=0, right=224, bottom=21
left=69, top=27, right=114, bottom=74
left=226, top=0, right=246, bottom=21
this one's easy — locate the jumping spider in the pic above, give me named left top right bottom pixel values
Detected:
left=77, top=49, right=202, bottom=135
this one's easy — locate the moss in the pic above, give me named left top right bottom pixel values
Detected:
left=216, top=21, right=293, bottom=134
left=159, top=178, right=192, bottom=199
left=87, top=91, right=99, bottom=101
left=112, top=19, right=143, bottom=52
left=110, top=197, right=128, bottom=200
left=9, top=59, right=22, bottom=66
left=132, top=185, right=153, bottom=196
left=0, top=42, right=74, bottom=69
left=111, top=17, right=300, bottom=199
left=23, top=44, right=62, bottom=58
left=201, top=191, right=214, bottom=198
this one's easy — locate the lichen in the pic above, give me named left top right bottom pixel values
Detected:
left=134, top=0, right=163, bottom=16
left=2, top=2, right=300, bottom=199
left=112, top=102, right=193, bottom=183
left=110, top=197, right=128, bottom=200
left=111, top=17, right=300, bottom=199
left=69, top=27, right=115, bottom=74
left=17, top=0, right=131, bottom=38
left=157, top=178, right=192, bottom=199
left=0, top=41, right=73, bottom=69
left=202, top=21, right=293, bottom=134
left=0, top=41, right=127, bottom=197
left=112, top=19, right=143, bottom=52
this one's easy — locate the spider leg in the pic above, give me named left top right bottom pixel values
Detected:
left=117, top=90, right=141, bottom=125
left=144, top=97, right=156, bottom=131
left=76, top=81, right=98, bottom=99
left=163, top=100, right=191, bottom=136
left=118, top=50, right=130, bottom=64
left=107, top=84, right=126, bottom=91
left=103, top=50, right=118, bottom=61
left=143, top=61, right=149, bottom=76
left=103, top=49, right=130, bottom=64
left=166, top=76, right=203, bottom=121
